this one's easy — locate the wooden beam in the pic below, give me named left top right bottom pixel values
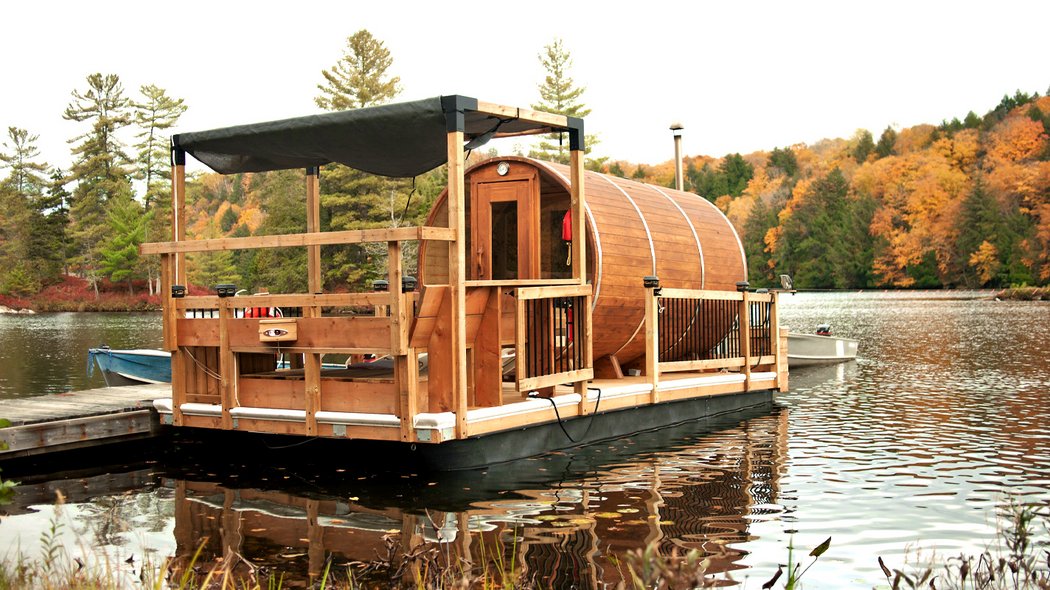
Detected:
left=388, top=241, right=406, bottom=354
left=140, top=226, right=456, bottom=256
left=569, top=149, right=586, bottom=286
left=474, top=101, right=570, bottom=129
left=657, top=288, right=743, bottom=301
left=174, top=292, right=392, bottom=310
left=515, top=284, right=592, bottom=301
left=448, top=130, right=468, bottom=439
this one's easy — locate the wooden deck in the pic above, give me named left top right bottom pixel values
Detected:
left=0, top=384, right=171, bottom=460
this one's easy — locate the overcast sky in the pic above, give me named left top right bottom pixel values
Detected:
left=2, top=0, right=1047, bottom=174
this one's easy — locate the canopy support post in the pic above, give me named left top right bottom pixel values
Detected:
left=568, top=120, right=591, bottom=403
left=447, top=131, right=468, bottom=439
left=306, top=166, right=322, bottom=317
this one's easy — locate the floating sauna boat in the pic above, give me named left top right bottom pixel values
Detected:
left=141, top=95, right=789, bottom=469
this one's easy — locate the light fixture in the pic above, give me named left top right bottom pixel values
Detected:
left=215, top=284, right=237, bottom=298
left=735, top=281, right=751, bottom=292
left=643, top=276, right=661, bottom=289
left=401, top=276, right=417, bottom=293
left=372, top=279, right=389, bottom=292
left=171, top=285, right=186, bottom=298
left=496, top=161, right=510, bottom=176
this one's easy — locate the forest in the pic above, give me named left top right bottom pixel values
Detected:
left=0, top=30, right=1048, bottom=310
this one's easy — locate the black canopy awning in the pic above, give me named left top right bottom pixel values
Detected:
left=173, top=95, right=576, bottom=178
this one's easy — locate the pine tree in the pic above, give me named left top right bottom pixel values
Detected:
left=315, top=30, right=400, bottom=111
left=63, top=73, right=134, bottom=298
left=100, top=193, right=149, bottom=294
left=529, top=38, right=596, bottom=164
left=767, top=147, right=798, bottom=177
left=875, top=127, right=897, bottom=159
left=313, top=29, right=418, bottom=290
left=0, top=128, right=49, bottom=293
left=851, top=129, right=875, bottom=163
left=133, top=84, right=187, bottom=201
left=133, top=84, right=187, bottom=294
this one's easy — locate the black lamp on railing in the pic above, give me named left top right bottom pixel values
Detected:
left=215, top=283, right=237, bottom=298
left=372, top=279, right=389, bottom=292
left=402, top=276, right=417, bottom=293
left=643, top=275, right=661, bottom=297
left=735, top=281, right=751, bottom=293
left=171, top=285, right=186, bottom=298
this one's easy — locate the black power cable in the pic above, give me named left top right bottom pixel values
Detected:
left=534, top=387, right=603, bottom=443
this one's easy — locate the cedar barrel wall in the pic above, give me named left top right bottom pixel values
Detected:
left=419, top=157, right=747, bottom=368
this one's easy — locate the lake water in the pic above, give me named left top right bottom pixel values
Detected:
left=1, top=292, right=1048, bottom=588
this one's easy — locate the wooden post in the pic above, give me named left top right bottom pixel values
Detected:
left=389, top=240, right=418, bottom=441
left=160, top=254, right=175, bottom=351
left=739, top=291, right=752, bottom=391
left=447, top=130, right=468, bottom=439
left=305, top=167, right=322, bottom=318
left=218, top=298, right=236, bottom=429
left=577, top=291, right=594, bottom=415
left=645, top=287, right=660, bottom=403
left=570, top=138, right=589, bottom=404
left=172, top=148, right=187, bottom=285
left=305, top=352, right=321, bottom=435
left=778, top=327, right=790, bottom=392
left=170, top=146, right=188, bottom=427
left=770, top=292, right=786, bottom=390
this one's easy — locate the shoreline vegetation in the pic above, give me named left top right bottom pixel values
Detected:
left=995, top=285, right=1050, bottom=300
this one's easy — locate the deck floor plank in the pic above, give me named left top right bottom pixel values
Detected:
left=0, top=384, right=172, bottom=458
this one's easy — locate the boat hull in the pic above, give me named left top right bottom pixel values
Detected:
left=787, top=333, right=858, bottom=367
left=88, top=348, right=172, bottom=386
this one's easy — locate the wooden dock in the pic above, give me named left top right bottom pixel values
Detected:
left=0, top=384, right=170, bottom=460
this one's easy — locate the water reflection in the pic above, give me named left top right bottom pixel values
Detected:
left=162, top=408, right=787, bottom=587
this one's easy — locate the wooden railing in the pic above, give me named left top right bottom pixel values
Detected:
left=644, top=287, right=781, bottom=394
left=514, top=284, right=593, bottom=393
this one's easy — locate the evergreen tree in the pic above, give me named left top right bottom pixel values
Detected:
left=0, top=127, right=48, bottom=197
left=315, top=30, right=400, bottom=111
left=63, top=73, right=134, bottom=298
left=775, top=168, right=873, bottom=289
left=29, top=169, right=72, bottom=281
left=133, top=84, right=186, bottom=295
left=253, top=170, right=309, bottom=293
left=875, top=126, right=897, bottom=159
left=743, top=189, right=786, bottom=286
left=767, top=147, right=798, bottom=177
left=313, top=29, right=419, bottom=290
left=953, top=177, right=1030, bottom=287
left=100, top=193, right=149, bottom=294
left=719, top=154, right=753, bottom=197
left=851, top=129, right=875, bottom=163
left=133, top=84, right=187, bottom=201
left=0, top=127, right=49, bottom=293
left=529, top=38, right=597, bottom=164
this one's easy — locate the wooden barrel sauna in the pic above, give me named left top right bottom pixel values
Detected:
left=419, top=157, right=747, bottom=368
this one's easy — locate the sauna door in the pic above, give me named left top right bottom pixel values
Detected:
left=473, top=177, right=539, bottom=280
